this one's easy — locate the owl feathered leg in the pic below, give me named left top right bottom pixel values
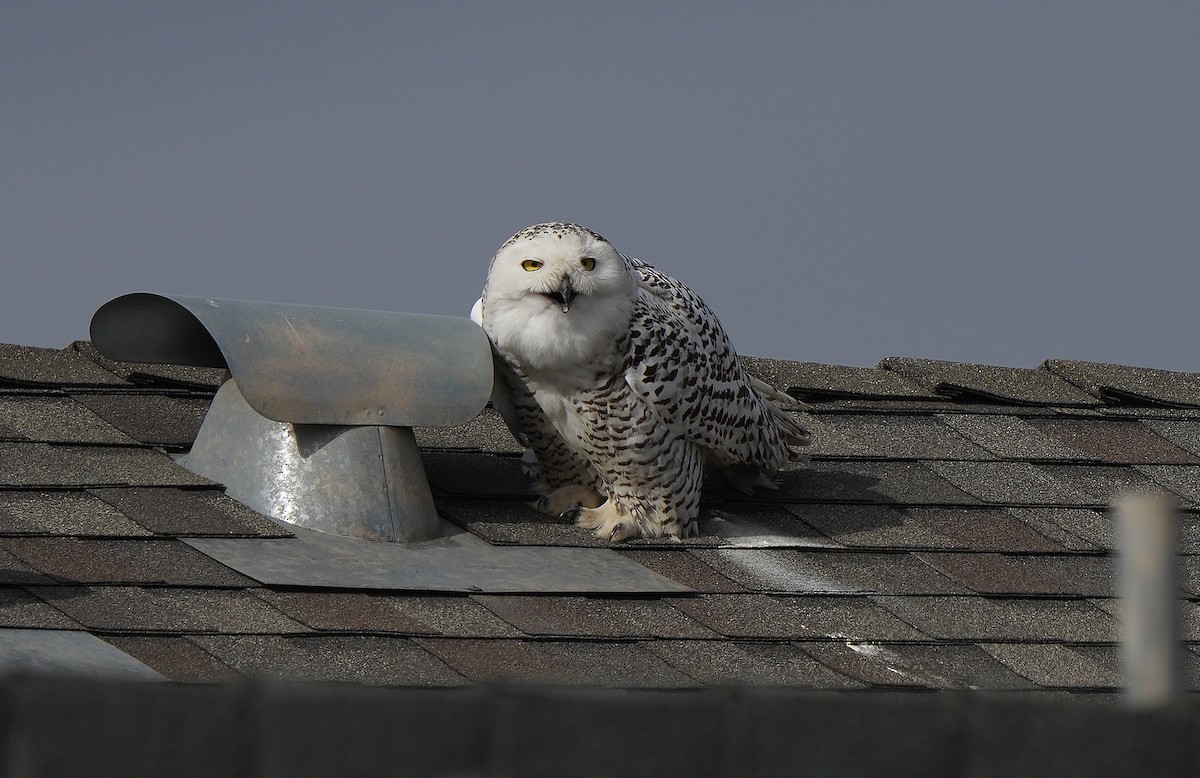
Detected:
left=534, top=484, right=605, bottom=516
left=564, top=435, right=703, bottom=541
left=568, top=499, right=642, bottom=542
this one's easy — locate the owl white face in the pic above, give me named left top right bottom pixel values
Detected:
left=482, top=224, right=637, bottom=375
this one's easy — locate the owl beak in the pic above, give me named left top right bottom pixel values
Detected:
left=546, top=281, right=577, bottom=313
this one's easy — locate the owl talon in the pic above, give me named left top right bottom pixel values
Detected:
left=558, top=504, right=583, bottom=522
left=535, top=485, right=605, bottom=516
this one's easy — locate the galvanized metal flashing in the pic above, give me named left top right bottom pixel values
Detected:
left=184, top=525, right=692, bottom=594
left=89, top=292, right=495, bottom=544
left=184, top=381, right=442, bottom=543
left=90, top=293, right=493, bottom=427
left=0, top=628, right=165, bottom=680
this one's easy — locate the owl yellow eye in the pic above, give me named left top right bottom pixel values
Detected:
left=521, top=259, right=543, bottom=271
left=580, top=257, right=596, bottom=271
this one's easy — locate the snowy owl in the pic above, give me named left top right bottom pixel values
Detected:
left=472, top=222, right=810, bottom=541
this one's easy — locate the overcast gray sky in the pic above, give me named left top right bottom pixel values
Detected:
left=3, top=2, right=1197, bottom=370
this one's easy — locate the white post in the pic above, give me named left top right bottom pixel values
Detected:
left=1114, top=491, right=1181, bottom=707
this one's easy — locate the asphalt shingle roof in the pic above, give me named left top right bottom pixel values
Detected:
left=1, top=340, right=1199, bottom=695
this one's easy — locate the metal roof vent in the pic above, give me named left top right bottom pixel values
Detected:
left=90, top=293, right=493, bottom=544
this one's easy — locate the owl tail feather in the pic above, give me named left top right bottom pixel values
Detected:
left=748, top=376, right=813, bottom=451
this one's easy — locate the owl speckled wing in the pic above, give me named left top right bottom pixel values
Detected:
left=622, top=255, right=802, bottom=472
left=494, top=358, right=598, bottom=490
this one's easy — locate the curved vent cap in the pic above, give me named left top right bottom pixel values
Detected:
left=91, top=293, right=493, bottom=427
left=90, top=293, right=494, bottom=543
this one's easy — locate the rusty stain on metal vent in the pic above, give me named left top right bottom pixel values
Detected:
left=90, top=293, right=493, bottom=543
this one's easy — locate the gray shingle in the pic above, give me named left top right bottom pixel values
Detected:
left=876, top=596, right=1118, bottom=642
left=782, top=503, right=937, bottom=548
left=928, top=461, right=1091, bottom=505
left=688, top=550, right=860, bottom=595
left=1136, top=465, right=1200, bottom=506
left=0, top=548, right=53, bottom=585
left=880, top=358, right=1097, bottom=406
left=1179, top=556, right=1200, bottom=596
left=194, top=634, right=468, bottom=685
left=666, top=594, right=822, bottom=639
left=740, top=356, right=936, bottom=400
left=916, top=552, right=1073, bottom=596
left=30, top=585, right=310, bottom=634
left=1100, top=405, right=1200, bottom=420
left=940, top=414, right=1086, bottom=460
left=71, top=392, right=211, bottom=449
left=90, top=487, right=292, bottom=537
left=980, top=643, right=1123, bottom=688
left=1015, top=554, right=1117, bottom=597
left=615, top=550, right=746, bottom=592
left=1026, top=418, right=1197, bottom=464
left=1046, top=359, right=1200, bottom=407
left=0, top=588, right=81, bottom=629
left=796, top=641, right=930, bottom=687
left=783, top=596, right=929, bottom=641
left=916, top=552, right=1116, bottom=597
left=413, top=638, right=589, bottom=684
left=414, top=408, right=525, bottom=454
left=1005, top=507, right=1109, bottom=551
left=70, top=340, right=228, bottom=391
left=423, top=452, right=536, bottom=497
left=1144, top=419, right=1200, bottom=458
left=0, top=491, right=152, bottom=537
left=0, top=344, right=127, bottom=387
left=773, top=460, right=978, bottom=505
left=910, top=506, right=1070, bottom=552
left=0, top=396, right=135, bottom=444
left=1089, top=597, right=1200, bottom=641
left=859, top=642, right=1036, bottom=689
left=646, top=640, right=863, bottom=687
left=0, top=417, right=22, bottom=440
left=1074, top=643, right=1200, bottom=691
left=673, top=592, right=926, bottom=643
left=787, top=503, right=1069, bottom=552
left=806, top=413, right=994, bottom=460
left=0, top=537, right=253, bottom=586
left=699, top=504, right=837, bottom=548
left=1039, top=464, right=1164, bottom=505
left=256, top=590, right=523, bottom=637
left=0, top=442, right=215, bottom=488
left=694, top=549, right=966, bottom=595
left=535, top=642, right=701, bottom=688
left=473, top=594, right=716, bottom=639
left=102, top=635, right=240, bottom=682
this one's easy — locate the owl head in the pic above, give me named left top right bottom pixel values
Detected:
left=480, top=223, right=637, bottom=373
